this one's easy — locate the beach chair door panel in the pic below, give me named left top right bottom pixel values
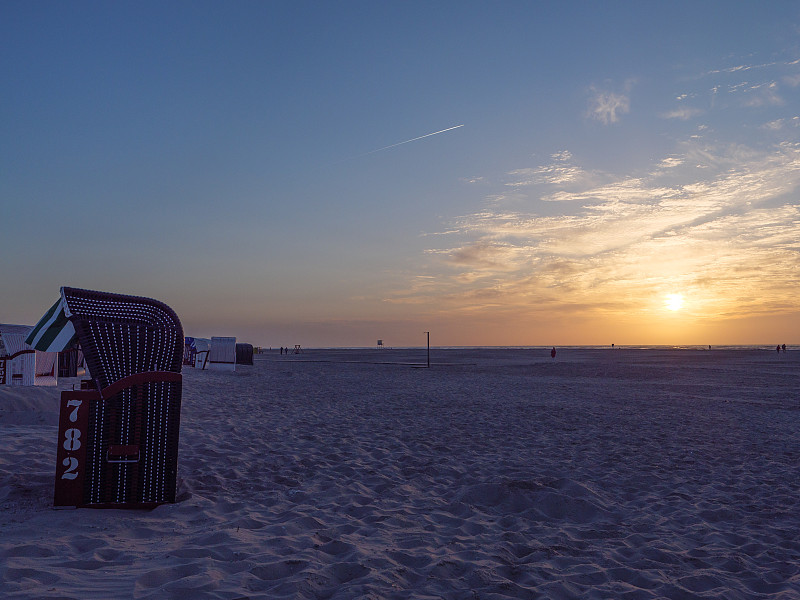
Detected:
left=86, top=379, right=182, bottom=507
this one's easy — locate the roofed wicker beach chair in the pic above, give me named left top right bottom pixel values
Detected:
left=29, top=287, right=184, bottom=508
left=208, top=336, right=236, bottom=371
left=235, top=343, right=254, bottom=366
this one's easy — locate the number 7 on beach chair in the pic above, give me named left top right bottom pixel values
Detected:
left=28, top=287, right=184, bottom=508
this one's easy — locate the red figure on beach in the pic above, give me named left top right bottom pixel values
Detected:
left=551, top=347, right=557, bottom=360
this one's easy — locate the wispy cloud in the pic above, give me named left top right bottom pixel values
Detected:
left=586, top=81, right=634, bottom=125
left=658, top=157, right=685, bottom=168
left=697, top=56, right=800, bottom=112
left=505, top=151, right=589, bottom=187
left=705, top=60, right=783, bottom=76
left=784, top=73, right=800, bottom=87
left=393, top=142, right=800, bottom=323
left=763, top=116, right=800, bottom=131
left=661, top=107, right=704, bottom=120
left=740, top=81, right=784, bottom=107
left=438, top=239, right=529, bottom=270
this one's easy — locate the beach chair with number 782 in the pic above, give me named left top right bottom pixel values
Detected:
left=27, top=287, right=184, bottom=508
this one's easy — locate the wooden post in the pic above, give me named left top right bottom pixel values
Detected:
left=426, top=331, right=430, bottom=368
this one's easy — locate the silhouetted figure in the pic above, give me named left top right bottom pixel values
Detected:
left=783, top=344, right=787, bottom=352
left=777, top=345, right=781, bottom=353
left=551, top=347, right=557, bottom=360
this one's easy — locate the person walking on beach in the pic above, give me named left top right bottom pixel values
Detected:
left=783, top=344, right=787, bottom=352
left=551, top=347, right=557, bottom=360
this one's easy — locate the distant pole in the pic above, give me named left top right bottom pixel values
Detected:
left=425, top=331, right=430, bottom=368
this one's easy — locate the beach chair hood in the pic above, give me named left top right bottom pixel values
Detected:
left=29, top=287, right=183, bottom=384
left=57, top=287, right=184, bottom=388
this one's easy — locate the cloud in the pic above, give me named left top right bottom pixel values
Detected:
left=661, top=107, right=704, bottom=120
left=696, top=55, right=800, bottom=116
left=689, top=58, right=792, bottom=110
left=764, top=119, right=787, bottom=131
left=505, top=150, right=588, bottom=187
left=658, top=157, right=685, bottom=168
left=784, top=74, right=800, bottom=87
left=396, top=142, right=800, bottom=321
left=440, top=239, right=527, bottom=270
left=704, top=60, right=782, bottom=76
left=740, top=81, right=784, bottom=107
left=762, top=116, right=800, bottom=131
left=586, top=82, right=633, bottom=125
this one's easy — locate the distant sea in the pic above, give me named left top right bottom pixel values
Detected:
left=312, top=345, right=795, bottom=351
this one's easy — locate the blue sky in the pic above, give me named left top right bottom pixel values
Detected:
left=3, top=1, right=799, bottom=346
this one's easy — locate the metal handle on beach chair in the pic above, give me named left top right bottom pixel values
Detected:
left=107, top=445, right=141, bottom=464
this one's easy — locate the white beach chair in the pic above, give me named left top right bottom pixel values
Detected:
left=209, top=336, right=236, bottom=371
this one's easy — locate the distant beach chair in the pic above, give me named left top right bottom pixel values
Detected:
left=183, top=336, right=213, bottom=369
left=183, top=337, right=197, bottom=366
left=0, top=324, right=62, bottom=386
left=235, top=343, right=254, bottom=365
left=209, top=336, right=236, bottom=371
left=34, top=350, right=58, bottom=386
left=29, top=287, right=184, bottom=508
left=195, top=338, right=211, bottom=369
left=58, top=347, right=81, bottom=378
left=0, top=325, right=36, bottom=386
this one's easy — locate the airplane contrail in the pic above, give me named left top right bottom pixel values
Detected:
left=336, top=124, right=464, bottom=162
left=364, top=124, right=465, bottom=155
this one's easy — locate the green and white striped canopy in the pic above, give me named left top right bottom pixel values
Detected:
left=25, top=293, right=77, bottom=352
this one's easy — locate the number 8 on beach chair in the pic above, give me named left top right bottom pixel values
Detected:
left=29, top=287, right=184, bottom=508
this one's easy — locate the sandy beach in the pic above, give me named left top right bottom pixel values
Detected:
left=1, top=347, right=799, bottom=599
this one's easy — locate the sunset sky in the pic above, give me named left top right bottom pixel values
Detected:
left=3, top=1, right=799, bottom=347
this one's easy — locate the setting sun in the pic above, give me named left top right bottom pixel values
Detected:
left=665, top=293, right=685, bottom=311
